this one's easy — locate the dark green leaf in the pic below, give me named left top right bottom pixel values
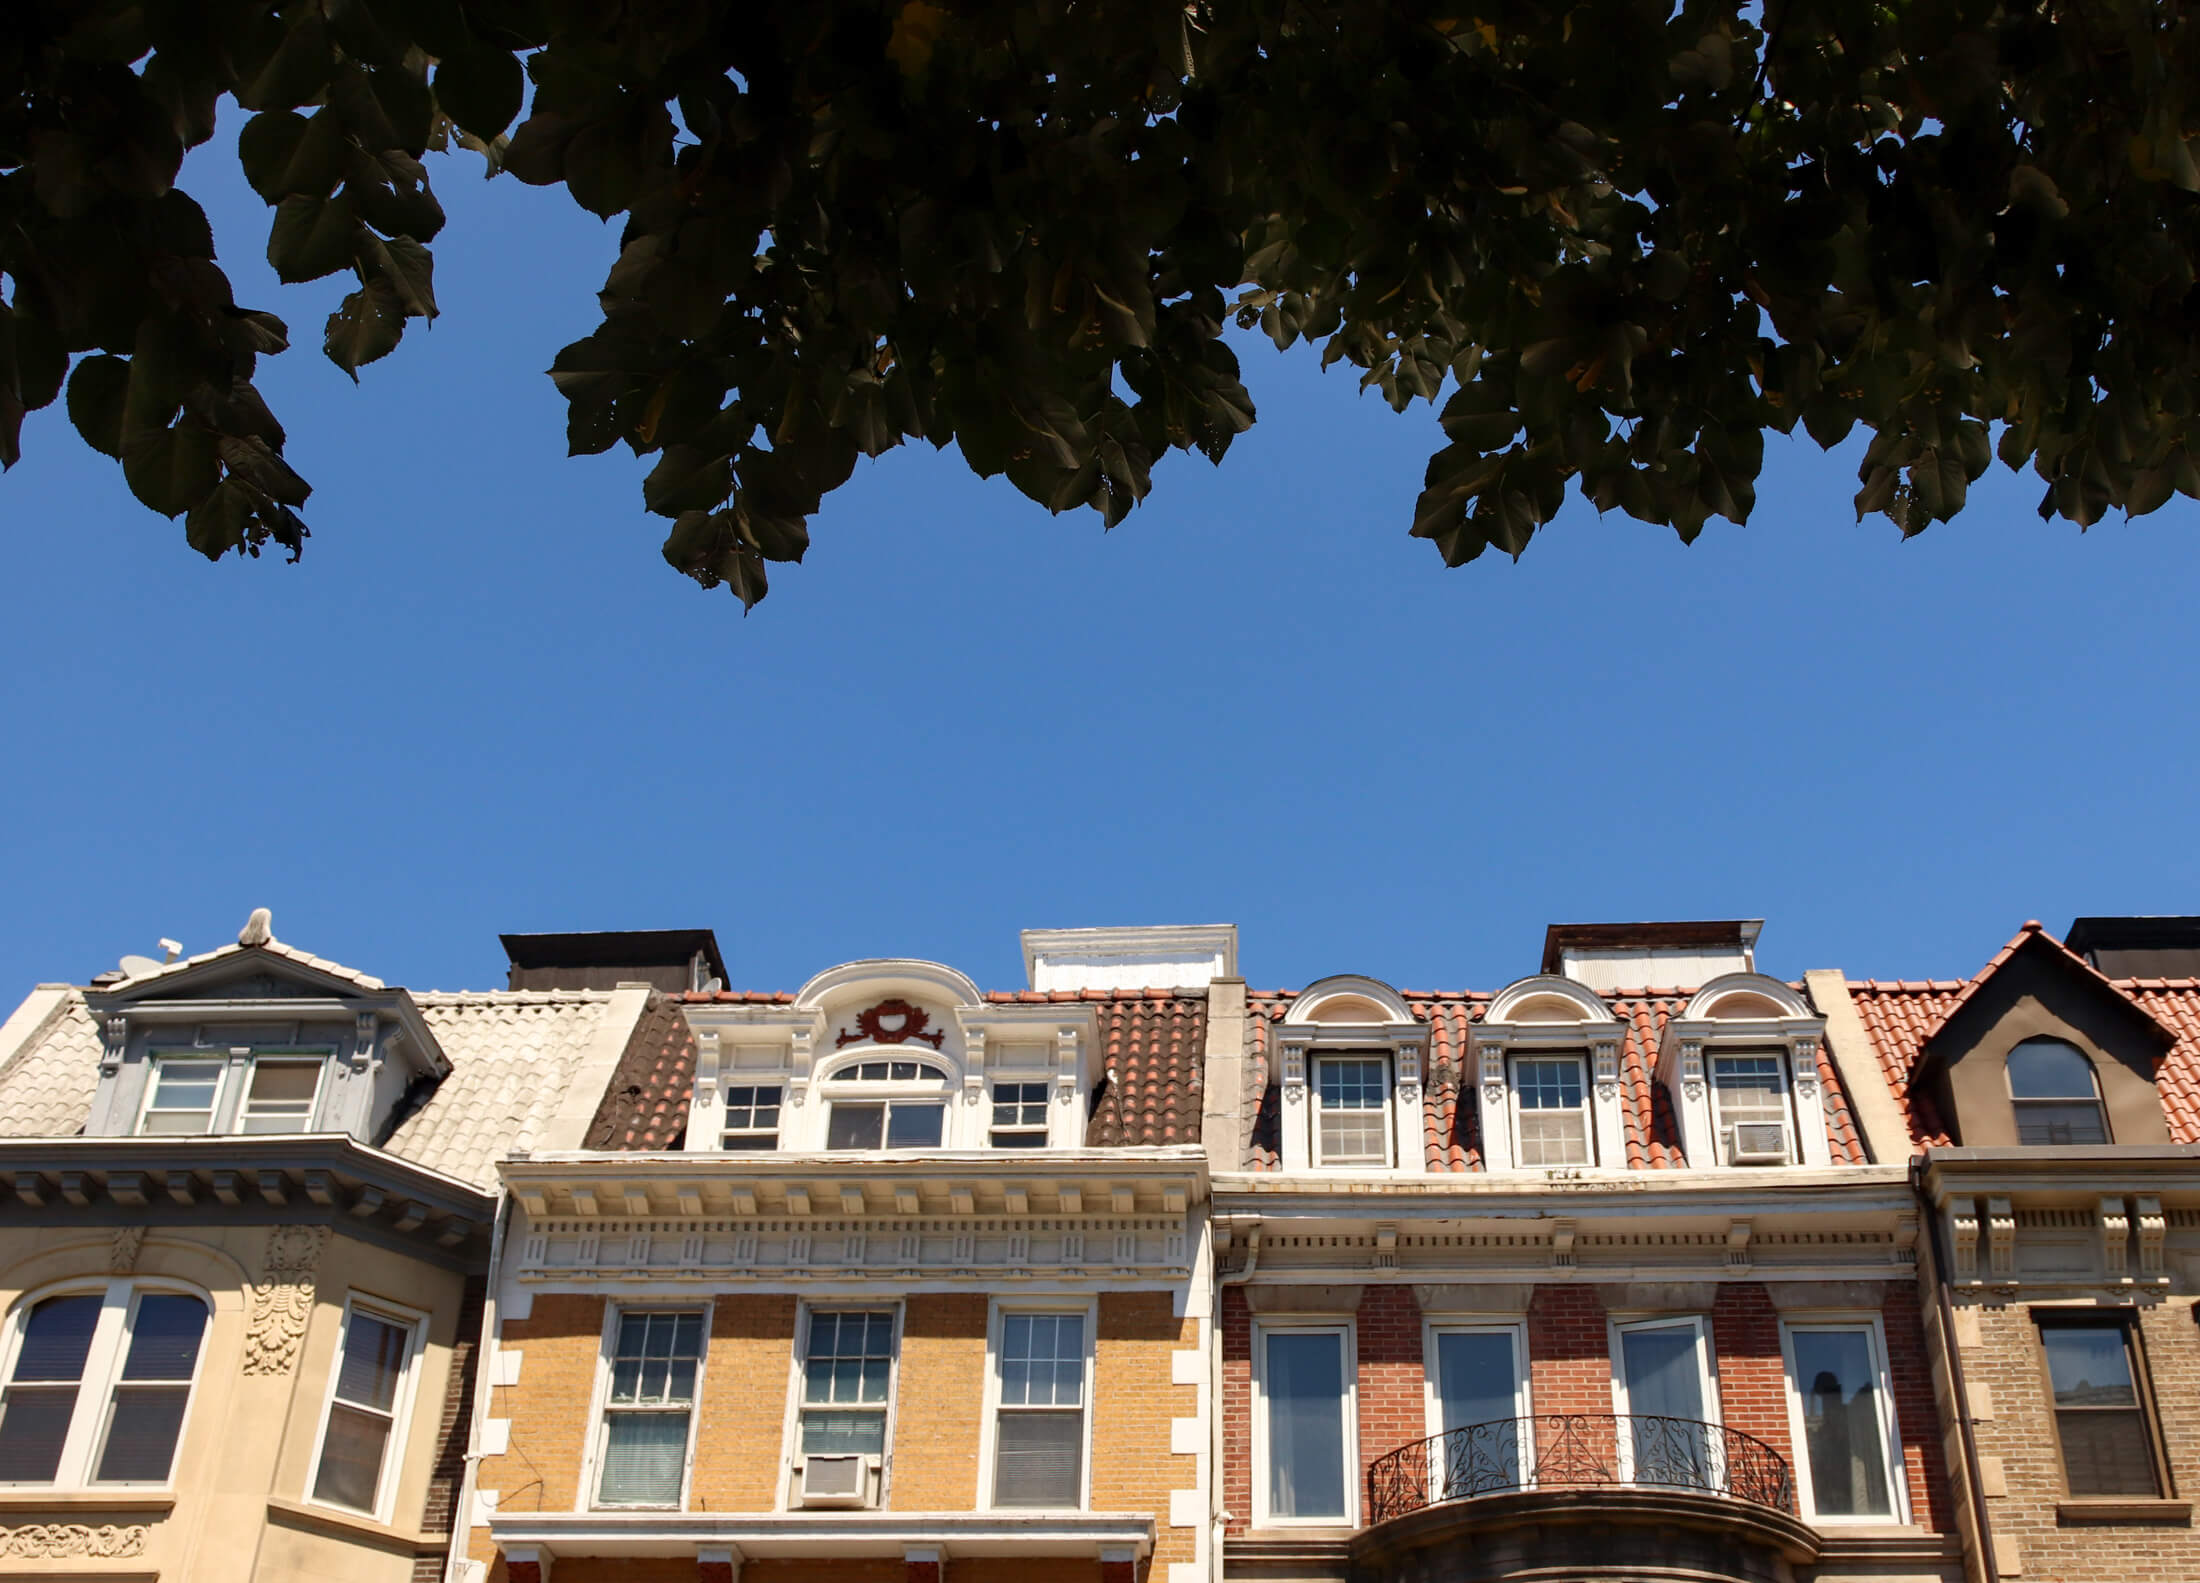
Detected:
left=67, top=355, right=132, bottom=459
left=268, top=193, right=360, bottom=283
left=324, top=282, right=407, bottom=378
left=122, top=423, right=220, bottom=517
left=435, top=41, right=527, bottom=141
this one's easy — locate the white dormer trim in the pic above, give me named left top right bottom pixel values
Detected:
left=1276, top=977, right=1426, bottom=1176
left=1658, top=974, right=1830, bottom=1168
left=1474, top=977, right=1625, bottom=1174
left=795, top=960, right=985, bottom=1011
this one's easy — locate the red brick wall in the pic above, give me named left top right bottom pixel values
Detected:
left=1880, top=1280, right=1954, bottom=1531
left=1526, top=1285, right=1610, bottom=1415
left=1356, top=1286, right=1426, bottom=1493
left=1221, top=1285, right=1252, bottom=1536
left=1710, top=1284, right=1794, bottom=1465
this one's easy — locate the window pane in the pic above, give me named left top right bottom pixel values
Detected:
left=142, top=1060, right=222, bottom=1134
left=1266, top=1332, right=1346, bottom=1519
left=248, top=1059, right=321, bottom=1104
left=312, top=1402, right=393, bottom=1511
left=995, top=1410, right=1082, bottom=1506
left=2042, top=1328, right=2137, bottom=1406
left=801, top=1409, right=886, bottom=1454
left=1002, top=1314, right=1083, bottom=1407
left=0, top=1388, right=77, bottom=1481
left=1621, top=1326, right=1705, bottom=1420
left=1317, top=1059, right=1388, bottom=1110
left=1516, top=1109, right=1589, bottom=1166
left=886, top=1103, right=944, bottom=1147
left=11, top=1296, right=99, bottom=1382
left=1792, top=1329, right=1893, bottom=1517
left=94, top=1385, right=190, bottom=1482
left=1514, top=1058, right=1584, bottom=1109
left=334, top=1313, right=409, bottom=1412
left=2015, top=1101, right=2109, bottom=1146
left=2057, top=1408, right=2159, bottom=1496
left=1713, top=1055, right=1788, bottom=1127
left=598, top=1411, right=690, bottom=1504
left=1436, top=1332, right=1517, bottom=1434
left=806, top=1311, right=891, bottom=1405
left=826, top=1105, right=884, bottom=1149
left=611, top=1313, right=701, bottom=1407
left=119, top=1296, right=206, bottom=1383
left=2007, top=1039, right=2097, bottom=1099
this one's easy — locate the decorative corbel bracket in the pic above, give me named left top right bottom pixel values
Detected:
left=1788, top=1036, right=1821, bottom=1101
left=1477, top=1040, right=1505, bottom=1107
left=693, top=1030, right=722, bottom=1111
left=1986, top=1196, right=2016, bottom=1281
left=2100, top=1195, right=2132, bottom=1279
left=1726, top=1219, right=1753, bottom=1270
left=1591, top=1038, right=1620, bottom=1102
left=1950, top=1198, right=1980, bottom=1282
left=1550, top=1219, right=1577, bottom=1272
left=2136, top=1195, right=2166, bottom=1276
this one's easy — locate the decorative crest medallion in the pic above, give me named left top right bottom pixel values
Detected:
left=835, top=999, right=946, bottom=1050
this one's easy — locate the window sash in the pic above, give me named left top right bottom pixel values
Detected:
left=311, top=1306, right=416, bottom=1515
left=596, top=1310, right=704, bottom=1508
left=825, top=1101, right=944, bottom=1150
left=1260, top=1327, right=1351, bottom=1523
left=1785, top=1323, right=1898, bottom=1520
left=2039, top=1323, right=2160, bottom=1496
left=1711, top=1053, right=1792, bottom=1163
left=1511, top=1056, right=1591, bottom=1166
left=0, top=1284, right=205, bottom=1489
left=2013, top=1099, right=2109, bottom=1146
left=990, top=1082, right=1050, bottom=1147
left=1313, top=1057, right=1391, bottom=1166
left=993, top=1310, right=1087, bottom=1508
left=237, top=1056, right=325, bottom=1134
left=138, top=1058, right=227, bottom=1136
left=799, top=1309, right=894, bottom=1461
left=719, top=1084, right=782, bottom=1151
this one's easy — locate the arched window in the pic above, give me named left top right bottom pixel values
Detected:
left=2006, top=1038, right=2109, bottom=1145
left=0, top=1282, right=209, bottom=1486
left=823, top=1058, right=951, bottom=1150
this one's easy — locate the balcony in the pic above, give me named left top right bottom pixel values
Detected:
left=1351, top=1415, right=1819, bottom=1583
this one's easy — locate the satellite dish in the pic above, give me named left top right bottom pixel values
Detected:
left=118, top=955, right=163, bottom=978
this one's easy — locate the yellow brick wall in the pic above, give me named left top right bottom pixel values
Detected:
left=890, top=1292, right=989, bottom=1509
left=692, top=1292, right=800, bottom=1511
left=481, top=1293, right=607, bottom=1523
left=1093, top=1291, right=1199, bottom=1578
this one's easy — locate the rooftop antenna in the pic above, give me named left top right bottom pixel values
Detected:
left=158, top=938, right=182, bottom=963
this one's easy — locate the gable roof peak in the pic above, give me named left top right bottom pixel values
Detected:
left=1921, top=918, right=2176, bottom=1055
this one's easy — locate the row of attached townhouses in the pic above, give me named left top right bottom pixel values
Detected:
left=0, top=910, right=2196, bottom=1583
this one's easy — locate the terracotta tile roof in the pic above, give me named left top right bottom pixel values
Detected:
left=1082, top=991, right=1207, bottom=1147
left=1242, top=984, right=1864, bottom=1171
left=2120, top=980, right=2200, bottom=1143
left=1843, top=980, right=1965, bottom=1148
left=586, top=993, right=701, bottom=1151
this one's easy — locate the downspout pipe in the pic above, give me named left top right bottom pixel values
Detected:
left=1915, top=1158, right=1998, bottom=1583
left=1212, top=1221, right=1261, bottom=1583
left=445, top=1189, right=517, bottom=1583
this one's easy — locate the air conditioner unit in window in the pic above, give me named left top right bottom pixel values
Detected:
left=797, top=1453, right=876, bottom=1507
left=1729, top=1121, right=1792, bottom=1164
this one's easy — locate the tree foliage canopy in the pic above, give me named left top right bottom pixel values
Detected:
left=5, top=0, right=2198, bottom=602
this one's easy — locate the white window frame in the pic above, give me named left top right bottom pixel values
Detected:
left=1422, top=1319, right=1533, bottom=1492
left=1251, top=1317, right=1359, bottom=1527
left=1708, top=1050, right=1796, bottom=1166
left=1509, top=1053, right=1596, bottom=1168
left=719, top=1082, right=784, bottom=1151
left=579, top=1303, right=709, bottom=1512
left=779, top=1300, right=904, bottom=1509
left=987, top=1081, right=1052, bottom=1149
left=1310, top=1053, right=1395, bottom=1169
left=818, top=1057, right=956, bottom=1152
left=305, top=1293, right=426, bottom=1523
left=1778, top=1314, right=1909, bottom=1525
left=1608, top=1313, right=1721, bottom=1487
left=237, top=1053, right=331, bottom=1134
left=134, top=1053, right=233, bottom=1137
left=977, top=1296, right=1097, bottom=1510
left=0, top=1278, right=211, bottom=1490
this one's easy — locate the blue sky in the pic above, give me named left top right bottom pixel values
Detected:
left=4, top=131, right=2197, bottom=1000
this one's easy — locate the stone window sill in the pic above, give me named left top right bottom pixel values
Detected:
left=2057, top=1498, right=2192, bottom=1526
left=265, top=1495, right=448, bottom=1553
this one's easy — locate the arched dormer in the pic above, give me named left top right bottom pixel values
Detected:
left=1474, top=977, right=1626, bottom=1174
left=1658, top=973, right=1830, bottom=1169
left=683, top=959, right=1100, bottom=1152
left=1272, top=977, right=1426, bottom=1175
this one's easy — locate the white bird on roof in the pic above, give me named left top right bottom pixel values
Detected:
left=239, top=907, right=273, bottom=947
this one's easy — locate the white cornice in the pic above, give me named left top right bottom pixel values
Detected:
left=794, top=959, right=984, bottom=1010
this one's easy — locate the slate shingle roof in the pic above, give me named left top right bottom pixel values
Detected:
left=1242, top=983, right=1866, bottom=1171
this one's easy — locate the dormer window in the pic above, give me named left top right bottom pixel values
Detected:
left=138, top=1057, right=225, bottom=1135
left=990, top=1083, right=1050, bottom=1149
left=1312, top=1056, right=1392, bottom=1167
left=1710, top=1051, right=1794, bottom=1165
left=2007, top=1038, right=2109, bottom=1145
left=1511, top=1055, right=1593, bottom=1165
left=823, top=1059, right=949, bottom=1150
left=720, top=1086, right=782, bottom=1151
left=239, top=1057, right=325, bottom=1133
left=135, top=1050, right=328, bottom=1137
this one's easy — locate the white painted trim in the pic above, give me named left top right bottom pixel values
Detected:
left=490, top=1509, right=1156, bottom=1559
left=795, top=960, right=985, bottom=1011
left=1506, top=1052, right=1597, bottom=1169
left=1777, top=1312, right=1910, bottom=1526
left=1485, top=976, right=1617, bottom=1026
left=304, top=1291, right=427, bottom=1524
left=1308, top=1052, right=1396, bottom=1171
left=1250, top=1318, right=1358, bottom=1527
left=1283, top=977, right=1415, bottom=1027
left=1682, top=975, right=1815, bottom=1022
left=783, top=1298, right=904, bottom=1511
left=580, top=1300, right=711, bottom=1512
left=976, top=1294, right=1097, bottom=1511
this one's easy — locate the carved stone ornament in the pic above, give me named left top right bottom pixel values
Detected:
left=835, top=999, right=946, bottom=1050
left=243, top=1224, right=330, bottom=1376
left=2, top=1524, right=148, bottom=1558
left=109, top=1225, right=145, bottom=1275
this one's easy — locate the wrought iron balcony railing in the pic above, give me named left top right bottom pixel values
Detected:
left=1365, top=1413, right=1797, bottom=1525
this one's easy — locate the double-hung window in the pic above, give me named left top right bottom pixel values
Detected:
left=800, top=1310, right=895, bottom=1457
left=1313, top=1056, right=1391, bottom=1167
left=595, top=1309, right=703, bottom=1507
left=2038, top=1317, right=2161, bottom=1496
left=824, top=1061, right=948, bottom=1150
left=239, top=1057, right=325, bottom=1133
left=311, top=1300, right=421, bottom=1516
left=720, top=1085, right=782, bottom=1150
left=1257, top=1324, right=1355, bottom=1523
left=2008, top=1039, right=2110, bottom=1145
left=1782, top=1321, right=1902, bottom=1520
left=990, top=1083, right=1050, bottom=1148
left=1512, top=1055, right=1592, bottom=1166
left=139, top=1057, right=226, bottom=1135
left=991, top=1311, right=1086, bottom=1507
left=1711, top=1052, right=1793, bottom=1165
left=0, top=1282, right=208, bottom=1486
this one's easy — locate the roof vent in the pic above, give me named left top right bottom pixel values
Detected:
left=1542, top=920, right=1761, bottom=993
